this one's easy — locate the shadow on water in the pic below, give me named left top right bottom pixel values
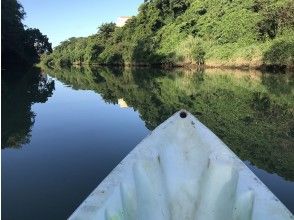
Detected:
left=1, top=67, right=55, bottom=148
left=45, top=66, right=294, bottom=181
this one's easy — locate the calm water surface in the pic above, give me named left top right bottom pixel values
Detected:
left=2, top=67, right=294, bottom=219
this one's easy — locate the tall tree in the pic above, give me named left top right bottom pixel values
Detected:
left=1, top=0, right=52, bottom=70
left=97, top=22, right=116, bottom=39
left=24, top=28, right=52, bottom=63
left=2, top=0, right=26, bottom=67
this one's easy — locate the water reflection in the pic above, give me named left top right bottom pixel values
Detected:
left=46, top=66, right=294, bottom=180
left=2, top=67, right=55, bottom=148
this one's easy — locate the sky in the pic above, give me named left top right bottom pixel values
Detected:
left=19, top=0, right=143, bottom=47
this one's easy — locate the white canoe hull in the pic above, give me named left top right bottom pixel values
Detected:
left=69, top=110, right=293, bottom=220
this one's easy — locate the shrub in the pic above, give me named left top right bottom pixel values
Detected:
left=176, top=36, right=206, bottom=64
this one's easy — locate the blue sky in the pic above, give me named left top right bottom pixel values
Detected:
left=19, top=0, right=143, bottom=47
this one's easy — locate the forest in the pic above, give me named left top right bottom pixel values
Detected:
left=42, top=0, right=294, bottom=69
left=2, top=0, right=52, bottom=70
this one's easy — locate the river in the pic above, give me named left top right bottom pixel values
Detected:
left=2, top=66, right=294, bottom=219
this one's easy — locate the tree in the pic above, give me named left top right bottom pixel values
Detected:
left=1, top=0, right=52, bottom=69
left=1, top=0, right=25, bottom=43
left=1, top=0, right=26, bottom=67
left=97, top=22, right=116, bottom=39
left=25, top=28, right=52, bottom=55
left=24, top=28, right=52, bottom=63
left=170, top=0, right=190, bottom=18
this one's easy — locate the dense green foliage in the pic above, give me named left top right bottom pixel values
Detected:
left=43, top=66, right=294, bottom=180
left=43, top=0, right=294, bottom=68
left=2, top=0, right=52, bottom=69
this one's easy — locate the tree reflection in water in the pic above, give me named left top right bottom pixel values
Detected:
left=2, top=67, right=55, bottom=148
left=45, top=66, right=293, bottom=180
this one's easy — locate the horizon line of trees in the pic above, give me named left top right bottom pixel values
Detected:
left=42, top=0, right=294, bottom=69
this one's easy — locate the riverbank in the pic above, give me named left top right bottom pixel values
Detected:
left=40, top=0, right=294, bottom=73
left=43, top=60, right=293, bottom=73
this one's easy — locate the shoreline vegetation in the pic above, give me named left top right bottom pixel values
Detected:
left=69, top=61, right=291, bottom=72
left=41, top=0, right=294, bottom=71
